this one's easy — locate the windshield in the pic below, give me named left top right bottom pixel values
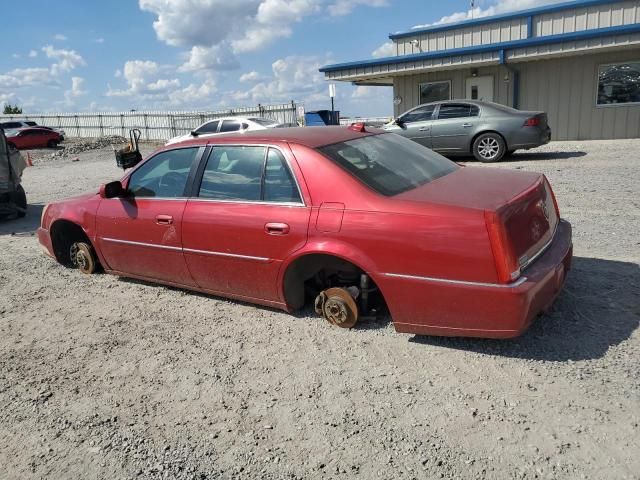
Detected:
left=317, top=133, right=458, bottom=196
left=249, top=117, right=279, bottom=127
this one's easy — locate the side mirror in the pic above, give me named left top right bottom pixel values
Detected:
left=242, top=123, right=249, bottom=130
left=394, top=118, right=405, bottom=127
left=100, top=181, right=126, bottom=199
left=190, top=131, right=199, bottom=137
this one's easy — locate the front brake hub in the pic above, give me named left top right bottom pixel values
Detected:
left=70, top=242, right=97, bottom=275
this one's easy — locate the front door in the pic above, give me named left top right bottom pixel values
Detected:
left=182, top=145, right=310, bottom=302
left=430, top=103, right=480, bottom=153
left=393, top=104, right=435, bottom=148
left=95, top=146, right=202, bottom=286
left=465, top=75, right=494, bottom=102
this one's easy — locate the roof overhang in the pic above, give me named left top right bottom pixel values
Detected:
left=320, top=24, right=640, bottom=82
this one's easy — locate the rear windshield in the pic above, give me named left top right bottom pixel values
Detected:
left=317, top=133, right=458, bottom=196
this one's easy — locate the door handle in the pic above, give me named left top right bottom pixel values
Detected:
left=265, top=222, right=290, bottom=235
left=462, top=123, right=473, bottom=128
left=155, top=215, right=173, bottom=225
left=418, top=127, right=430, bottom=131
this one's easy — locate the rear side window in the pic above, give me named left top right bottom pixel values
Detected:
left=128, top=147, right=198, bottom=198
left=437, top=103, right=479, bottom=119
left=197, top=146, right=302, bottom=203
left=264, top=148, right=301, bottom=203
left=199, top=146, right=266, bottom=201
left=220, top=120, right=241, bottom=133
left=317, top=133, right=458, bottom=196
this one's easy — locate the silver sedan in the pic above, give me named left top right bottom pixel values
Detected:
left=384, top=100, right=551, bottom=162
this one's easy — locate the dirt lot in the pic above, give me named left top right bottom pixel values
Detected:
left=0, top=138, right=638, bottom=480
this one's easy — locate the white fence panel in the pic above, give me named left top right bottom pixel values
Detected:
left=0, top=102, right=300, bottom=140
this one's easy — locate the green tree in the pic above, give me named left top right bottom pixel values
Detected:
left=3, top=104, right=23, bottom=114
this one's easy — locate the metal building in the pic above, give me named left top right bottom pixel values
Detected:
left=319, top=0, right=640, bottom=140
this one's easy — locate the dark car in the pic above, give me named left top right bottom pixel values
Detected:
left=384, top=100, right=551, bottom=162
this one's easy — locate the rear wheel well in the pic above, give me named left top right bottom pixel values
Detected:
left=470, top=130, right=508, bottom=150
left=50, top=220, right=96, bottom=267
left=282, top=253, right=384, bottom=312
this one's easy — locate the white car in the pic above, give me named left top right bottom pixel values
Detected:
left=166, top=116, right=290, bottom=145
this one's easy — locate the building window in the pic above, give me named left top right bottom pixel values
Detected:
left=419, top=81, right=451, bottom=104
left=597, top=62, right=640, bottom=106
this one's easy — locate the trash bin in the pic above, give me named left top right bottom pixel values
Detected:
left=304, top=110, right=340, bottom=126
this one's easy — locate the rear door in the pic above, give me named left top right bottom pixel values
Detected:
left=395, top=104, right=435, bottom=148
left=431, top=103, right=480, bottom=153
left=95, top=146, right=202, bottom=285
left=182, top=144, right=310, bottom=302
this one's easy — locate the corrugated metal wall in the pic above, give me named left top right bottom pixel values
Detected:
left=393, top=0, right=640, bottom=55
left=395, top=18, right=528, bottom=56
left=0, top=103, right=299, bottom=141
left=392, top=49, right=640, bottom=140
left=534, top=0, right=640, bottom=35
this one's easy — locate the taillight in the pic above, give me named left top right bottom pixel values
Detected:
left=523, top=116, right=540, bottom=127
left=543, top=175, right=560, bottom=217
left=484, top=210, right=520, bottom=283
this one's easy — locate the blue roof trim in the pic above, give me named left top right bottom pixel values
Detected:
left=389, top=0, right=623, bottom=39
left=319, top=23, right=640, bottom=73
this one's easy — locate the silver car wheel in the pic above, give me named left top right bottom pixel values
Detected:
left=478, top=137, right=500, bottom=160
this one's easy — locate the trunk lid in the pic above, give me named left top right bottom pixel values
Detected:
left=395, top=166, right=559, bottom=276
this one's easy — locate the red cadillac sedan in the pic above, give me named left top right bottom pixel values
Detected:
left=37, top=126, right=572, bottom=338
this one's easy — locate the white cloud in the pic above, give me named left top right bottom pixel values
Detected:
left=179, top=45, right=239, bottom=72
left=415, top=0, right=566, bottom=28
left=11, top=53, right=20, bottom=59
left=42, top=45, right=86, bottom=75
left=139, top=0, right=387, bottom=72
left=0, top=68, right=55, bottom=89
left=239, top=71, right=265, bottom=83
left=372, top=42, right=394, bottom=58
left=229, top=55, right=329, bottom=107
left=64, top=76, right=87, bottom=104
left=28, top=50, right=38, bottom=58
left=106, top=59, right=217, bottom=108
left=53, top=34, right=68, bottom=41
left=327, top=0, right=388, bottom=17
left=95, top=38, right=105, bottom=44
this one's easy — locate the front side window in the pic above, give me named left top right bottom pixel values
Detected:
left=597, top=62, right=640, bottom=105
left=437, top=103, right=479, bottom=119
left=399, top=105, right=435, bottom=123
left=220, top=120, right=242, bottom=133
left=317, top=133, right=459, bottom=196
left=195, top=120, right=219, bottom=134
left=127, top=147, right=198, bottom=198
left=199, top=146, right=266, bottom=201
left=419, top=81, right=451, bottom=104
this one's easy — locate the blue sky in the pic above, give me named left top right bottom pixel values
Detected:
left=1, top=0, right=561, bottom=117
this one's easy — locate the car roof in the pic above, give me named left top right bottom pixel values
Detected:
left=170, top=126, right=382, bottom=149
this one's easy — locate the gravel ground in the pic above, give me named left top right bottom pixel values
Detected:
left=0, top=138, right=638, bottom=480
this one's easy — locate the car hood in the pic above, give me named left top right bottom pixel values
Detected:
left=394, top=166, right=542, bottom=211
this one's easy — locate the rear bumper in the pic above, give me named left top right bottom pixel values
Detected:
left=384, top=220, right=572, bottom=338
left=37, top=227, right=56, bottom=258
left=509, top=127, right=551, bottom=150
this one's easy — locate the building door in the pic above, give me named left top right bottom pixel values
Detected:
left=465, top=75, right=494, bottom=102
